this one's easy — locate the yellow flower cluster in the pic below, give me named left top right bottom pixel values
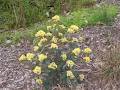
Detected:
left=35, top=78, right=43, bottom=85
left=79, top=74, right=85, bottom=81
left=50, top=43, right=58, bottom=49
left=52, top=24, right=56, bottom=28
left=61, top=53, right=67, bottom=61
left=51, top=36, right=58, bottom=43
left=83, top=56, right=91, bottom=63
left=70, top=25, right=79, bottom=31
left=59, top=25, right=66, bottom=29
left=47, top=26, right=52, bottom=30
left=48, top=62, right=57, bottom=70
left=37, top=38, right=47, bottom=47
left=72, top=48, right=81, bottom=56
left=38, top=54, right=47, bottom=62
left=67, top=28, right=75, bottom=33
left=84, top=48, right=92, bottom=53
left=66, top=60, right=75, bottom=68
left=33, top=66, right=41, bottom=75
left=58, top=33, right=63, bottom=37
left=52, top=15, right=60, bottom=22
left=67, top=25, right=79, bottom=33
left=33, top=46, right=39, bottom=51
left=60, top=37, right=68, bottom=43
left=72, top=37, right=79, bottom=42
left=19, top=54, right=26, bottom=61
left=46, top=32, right=52, bottom=37
left=19, top=53, right=35, bottom=61
left=40, top=38, right=47, bottom=43
left=38, top=42, right=42, bottom=47
left=35, top=30, right=46, bottom=37
left=26, top=53, right=35, bottom=61
left=67, top=70, right=75, bottom=79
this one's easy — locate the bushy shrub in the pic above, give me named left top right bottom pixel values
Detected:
left=19, top=15, right=93, bottom=89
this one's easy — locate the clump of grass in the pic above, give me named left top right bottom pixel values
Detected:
left=61, top=5, right=118, bottom=27
left=101, top=44, right=120, bottom=86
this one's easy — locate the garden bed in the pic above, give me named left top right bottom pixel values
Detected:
left=0, top=24, right=120, bottom=89
left=0, top=0, right=120, bottom=90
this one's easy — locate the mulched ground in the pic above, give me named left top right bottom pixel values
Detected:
left=0, top=1, right=120, bottom=90
left=0, top=41, right=41, bottom=90
left=0, top=25, right=120, bottom=90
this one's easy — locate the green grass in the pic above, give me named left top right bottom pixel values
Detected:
left=61, top=5, right=119, bottom=27
left=0, top=23, right=47, bottom=45
left=0, top=4, right=119, bottom=45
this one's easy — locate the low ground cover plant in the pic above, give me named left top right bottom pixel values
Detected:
left=19, top=15, right=93, bottom=89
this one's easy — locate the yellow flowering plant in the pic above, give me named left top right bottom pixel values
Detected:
left=19, top=15, right=94, bottom=89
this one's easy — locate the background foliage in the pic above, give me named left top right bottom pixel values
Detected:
left=0, top=0, right=96, bottom=30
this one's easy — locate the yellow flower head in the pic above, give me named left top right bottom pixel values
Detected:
left=33, top=46, right=39, bottom=51
left=59, top=25, right=66, bottom=29
left=67, top=28, right=75, bottom=33
left=70, top=25, right=79, bottom=32
left=67, top=70, right=75, bottom=79
left=53, top=24, right=56, bottom=28
left=26, top=53, right=35, bottom=61
left=40, top=38, right=47, bottom=43
left=50, top=43, right=58, bottom=49
left=38, top=42, right=42, bottom=47
left=61, top=53, right=67, bottom=61
left=33, top=66, right=41, bottom=75
left=79, top=37, right=84, bottom=42
left=72, top=48, right=81, bottom=56
left=52, top=15, right=60, bottom=22
left=51, top=36, right=58, bottom=43
left=35, top=78, right=43, bottom=85
left=66, top=60, right=75, bottom=68
left=38, top=54, right=47, bottom=62
left=19, top=54, right=26, bottom=61
left=72, top=38, right=78, bottom=42
left=84, top=48, right=92, bottom=53
left=46, top=32, right=52, bottom=37
left=58, top=33, right=63, bottom=37
left=83, top=56, right=91, bottom=63
left=60, top=37, right=68, bottom=43
left=35, top=30, right=46, bottom=37
left=48, top=62, right=57, bottom=70
left=79, top=74, right=85, bottom=81
left=47, top=26, right=52, bottom=30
